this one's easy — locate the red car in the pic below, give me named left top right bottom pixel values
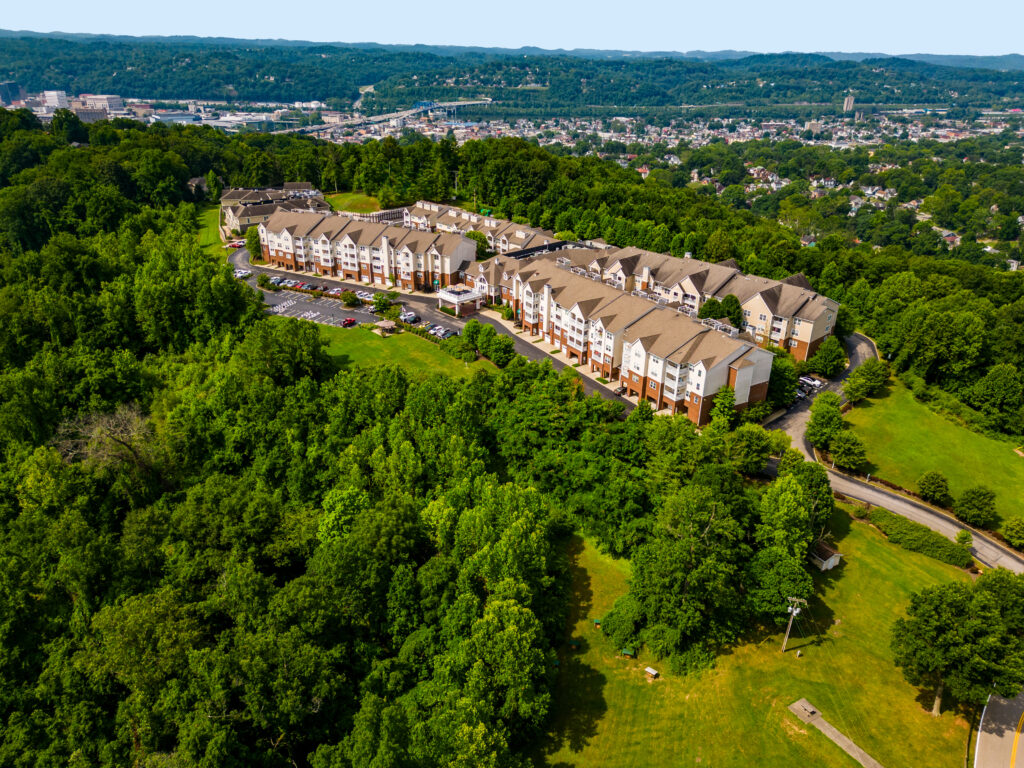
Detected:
left=341, top=318, right=357, bottom=328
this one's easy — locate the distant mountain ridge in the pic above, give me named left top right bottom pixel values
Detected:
left=0, top=29, right=1022, bottom=70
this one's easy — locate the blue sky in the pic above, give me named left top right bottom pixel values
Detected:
left=5, top=0, right=1022, bottom=56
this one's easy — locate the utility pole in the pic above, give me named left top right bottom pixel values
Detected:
left=781, top=597, right=808, bottom=653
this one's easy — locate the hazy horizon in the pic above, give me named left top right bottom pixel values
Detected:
left=4, top=0, right=1023, bottom=58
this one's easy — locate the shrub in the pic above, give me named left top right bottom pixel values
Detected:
left=486, top=335, right=516, bottom=367
left=462, top=318, right=482, bottom=347
left=829, top=431, right=867, bottom=471
left=439, top=306, right=456, bottom=317
left=669, top=643, right=717, bottom=677
left=340, top=291, right=360, bottom=307
left=806, top=391, right=844, bottom=448
left=740, top=400, right=774, bottom=424
left=601, top=594, right=642, bottom=650
left=868, top=508, right=973, bottom=567
left=1004, top=518, right=1024, bottom=550
left=256, top=273, right=271, bottom=289
left=807, top=336, right=847, bottom=378
left=843, top=358, right=890, bottom=402
left=954, top=486, right=998, bottom=529
left=440, top=336, right=477, bottom=363
left=244, top=226, right=262, bottom=258
left=917, top=471, right=953, bottom=508
left=499, top=305, right=514, bottom=321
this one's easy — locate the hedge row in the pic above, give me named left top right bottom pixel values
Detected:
left=867, top=507, right=973, bottom=568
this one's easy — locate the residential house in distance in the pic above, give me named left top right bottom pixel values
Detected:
left=258, top=211, right=475, bottom=289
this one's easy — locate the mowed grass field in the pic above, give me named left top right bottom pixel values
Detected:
left=325, top=192, right=380, bottom=213
left=198, top=204, right=225, bottom=258
left=541, top=507, right=971, bottom=768
left=316, top=323, right=495, bottom=378
left=846, top=381, right=1024, bottom=530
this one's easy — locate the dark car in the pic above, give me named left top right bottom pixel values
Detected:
left=341, top=318, right=357, bottom=328
left=613, top=385, right=627, bottom=395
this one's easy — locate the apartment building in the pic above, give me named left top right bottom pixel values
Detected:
left=404, top=201, right=558, bottom=254
left=514, top=246, right=837, bottom=361
left=258, top=211, right=475, bottom=288
left=221, top=183, right=329, bottom=233
left=224, top=198, right=331, bottom=233
left=469, top=252, right=772, bottom=423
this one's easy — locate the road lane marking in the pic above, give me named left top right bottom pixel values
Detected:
left=1011, top=708, right=1024, bottom=768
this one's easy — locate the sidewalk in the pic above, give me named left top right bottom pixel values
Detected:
left=476, top=310, right=669, bottom=414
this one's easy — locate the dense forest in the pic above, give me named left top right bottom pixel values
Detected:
left=0, top=111, right=839, bottom=765
left=1, top=35, right=1023, bottom=110
left=2, top=106, right=1023, bottom=438
left=2, top=110, right=1024, bottom=763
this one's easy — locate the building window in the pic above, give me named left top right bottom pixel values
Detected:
left=649, top=380, right=657, bottom=389
left=759, top=313, right=767, bottom=321
left=632, top=374, right=639, bottom=383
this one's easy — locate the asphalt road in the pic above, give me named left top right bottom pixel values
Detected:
left=229, top=249, right=633, bottom=408
left=231, top=249, right=1024, bottom=573
left=768, top=331, right=877, bottom=458
left=976, top=692, right=1024, bottom=768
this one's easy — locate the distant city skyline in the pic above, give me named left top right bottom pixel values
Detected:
left=5, top=0, right=1023, bottom=57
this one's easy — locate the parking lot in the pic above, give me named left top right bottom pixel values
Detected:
left=227, top=247, right=631, bottom=405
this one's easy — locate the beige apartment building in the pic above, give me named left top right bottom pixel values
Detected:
left=404, top=201, right=559, bottom=254
left=258, top=211, right=475, bottom=288
left=464, top=252, right=774, bottom=423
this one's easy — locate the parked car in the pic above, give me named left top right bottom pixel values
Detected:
left=440, top=329, right=458, bottom=339
left=269, top=276, right=283, bottom=285
left=799, top=376, right=823, bottom=389
left=341, top=318, right=357, bottom=328
left=227, top=240, right=245, bottom=249
left=328, top=287, right=342, bottom=295
left=613, top=385, right=627, bottom=395
left=429, top=326, right=446, bottom=337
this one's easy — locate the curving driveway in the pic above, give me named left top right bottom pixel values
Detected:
left=229, top=249, right=633, bottom=407
left=232, top=248, right=1024, bottom=574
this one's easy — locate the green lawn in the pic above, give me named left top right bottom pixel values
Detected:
left=541, top=508, right=970, bottom=768
left=846, top=381, right=1024, bottom=529
left=198, top=204, right=225, bottom=259
left=325, top=192, right=381, bottom=213
left=315, top=323, right=495, bottom=378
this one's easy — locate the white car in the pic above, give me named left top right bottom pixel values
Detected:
left=356, top=291, right=373, bottom=301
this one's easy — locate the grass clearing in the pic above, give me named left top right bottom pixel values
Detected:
left=846, top=380, right=1024, bottom=530
left=198, top=204, right=224, bottom=259
left=311, top=322, right=495, bottom=378
left=325, top=192, right=381, bottom=213
left=542, top=507, right=970, bottom=768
